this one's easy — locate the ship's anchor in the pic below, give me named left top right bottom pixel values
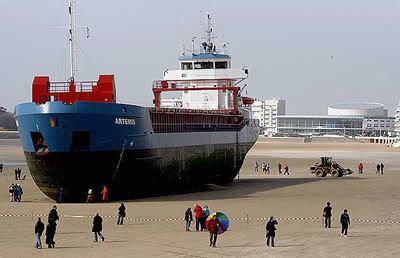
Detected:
left=112, top=138, right=127, bottom=182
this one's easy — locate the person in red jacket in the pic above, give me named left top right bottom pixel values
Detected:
left=358, top=163, right=363, bottom=174
left=194, top=204, right=203, bottom=231
left=207, top=215, right=219, bottom=247
left=101, top=186, right=109, bottom=203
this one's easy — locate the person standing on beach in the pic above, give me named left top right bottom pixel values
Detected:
left=0, top=163, right=3, bottom=173
left=266, top=216, right=278, bottom=247
left=266, top=163, right=271, bottom=174
left=92, top=213, right=105, bottom=242
left=202, top=205, right=210, bottom=231
left=117, top=203, right=126, bottom=225
left=255, top=161, right=259, bottom=172
left=8, top=183, right=15, bottom=202
left=323, top=202, right=332, bottom=228
left=278, top=163, right=282, bottom=174
left=283, top=164, right=289, bottom=175
left=380, top=163, right=384, bottom=174
left=14, top=168, right=18, bottom=180
left=358, top=163, right=363, bottom=174
left=45, top=219, right=56, bottom=248
left=87, top=189, right=94, bottom=203
left=184, top=207, right=193, bottom=231
left=57, top=188, right=63, bottom=204
left=13, top=184, right=22, bottom=202
left=262, top=162, right=266, bottom=173
left=48, top=205, right=59, bottom=224
left=101, top=186, right=109, bottom=203
left=376, top=163, right=380, bottom=174
left=340, top=209, right=350, bottom=237
left=207, top=214, right=219, bottom=247
left=16, top=184, right=23, bottom=201
left=34, top=217, right=44, bottom=249
left=194, top=204, right=203, bottom=231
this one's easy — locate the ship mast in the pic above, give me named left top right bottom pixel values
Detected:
left=202, top=12, right=217, bottom=54
left=68, top=0, right=77, bottom=81
left=205, top=12, right=212, bottom=46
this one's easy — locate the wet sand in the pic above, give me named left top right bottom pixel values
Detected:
left=0, top=138, right=400, bottom=257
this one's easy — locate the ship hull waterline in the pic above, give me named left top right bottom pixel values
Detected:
left=25, top=143, right=253, bottom=202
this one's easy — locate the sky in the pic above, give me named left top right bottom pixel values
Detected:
left=0, top=0, right=399, bottom=115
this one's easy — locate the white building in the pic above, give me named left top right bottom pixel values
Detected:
left=251, top=98, right=286, bottom=133
left=276, top=102, right=395, bottom=137
left=395, top=102, right=400, bottom=137
left=328, top=102, right=387, bottom=117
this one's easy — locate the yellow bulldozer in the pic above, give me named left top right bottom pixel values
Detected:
left=310, top=157, right=353, bottom=178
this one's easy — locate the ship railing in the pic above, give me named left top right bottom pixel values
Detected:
left=48, top=81, right=98, bottom=93
left=149, top=107, right=236, bottom=116
left=189, top=48, right=228, bottom=56
left=152, top=79, right=234, bottom=89
left=152, top=119, right=248, bottom=133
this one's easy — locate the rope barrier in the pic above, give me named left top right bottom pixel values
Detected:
left=0, top=214, right=399, bottom=225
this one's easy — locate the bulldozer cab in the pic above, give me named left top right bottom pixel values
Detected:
left=321, top=157, right=332, bottom=167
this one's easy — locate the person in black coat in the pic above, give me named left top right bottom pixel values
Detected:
left=35, top=217, right=45, bottom=249
left=266, top=216, right=278, bottom=247
left=323, top=202, right=333, bottom=228
left=45, top=220, right=56, bottom=248
left=92, top=213, right=105, bottom=242
left=57, top=188, right=63, bottom=204
left=340, top=209, right=350, bottom=237
left=184, top=207, right=193, bottom=231
left=117, top=203, right=126, bottom=225
left=48, top=205, right=59, bottom=224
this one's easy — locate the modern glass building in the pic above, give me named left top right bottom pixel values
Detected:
left=277, top=116, right=364, bottom=135
left=277, top=115, right=394, bottom=136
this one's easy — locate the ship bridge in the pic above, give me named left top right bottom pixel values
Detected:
left=164, top=53, right=247, bottom=81
left=158, top=12, right=249, bottom=111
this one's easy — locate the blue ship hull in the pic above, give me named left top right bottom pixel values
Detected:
left=15, top=101, right=258, bottom=202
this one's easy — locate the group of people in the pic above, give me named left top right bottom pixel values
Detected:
left=86, top=186, right=110, bottom=203
left=262, top=162, right=271, bottom=173
left=358, top=162, right=385, bottom=174
left=255, top=161, right=289, bottom=175
left=14, top=167, right=23, bottom=180
left=35, top=203, right=127, bottom=248
left=8, top=183, right=23, bottom=202
left=184, top=206, right=220, bottom=247
left=376, top=163, right=385, bottom=174
left=35, top=205, right=60, bottom=249
left=185, top=204, right=210, bottom=232
left=323, top=202, right=351, bottom=237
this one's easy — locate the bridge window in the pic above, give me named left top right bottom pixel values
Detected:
left=194, top=62, right=213, bottom=69
left=181, top=62, right=193, bottom=70
left=215, top=61, right=228, bottom=69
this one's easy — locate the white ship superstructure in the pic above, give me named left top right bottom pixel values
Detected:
left=161, top=13, right=248, bottom=110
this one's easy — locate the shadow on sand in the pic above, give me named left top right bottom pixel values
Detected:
left=130, top=176, right=366, bottom=202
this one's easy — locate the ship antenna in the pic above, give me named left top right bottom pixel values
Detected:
left=202, top=12, right=217, bottom=54
left=68, top=0, right=77, bottom=81
left=205, top=12, right=212, bottom=45
left=191, top=36, right=197, bottom=55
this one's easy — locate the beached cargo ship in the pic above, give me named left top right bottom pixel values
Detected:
left=14, top=3, right=258, bottom=202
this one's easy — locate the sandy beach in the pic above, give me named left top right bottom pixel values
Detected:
left=1, top=138, right=400, bottom=257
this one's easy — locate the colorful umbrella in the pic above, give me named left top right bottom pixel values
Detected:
left=206, top=212, right=229, bottom=234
